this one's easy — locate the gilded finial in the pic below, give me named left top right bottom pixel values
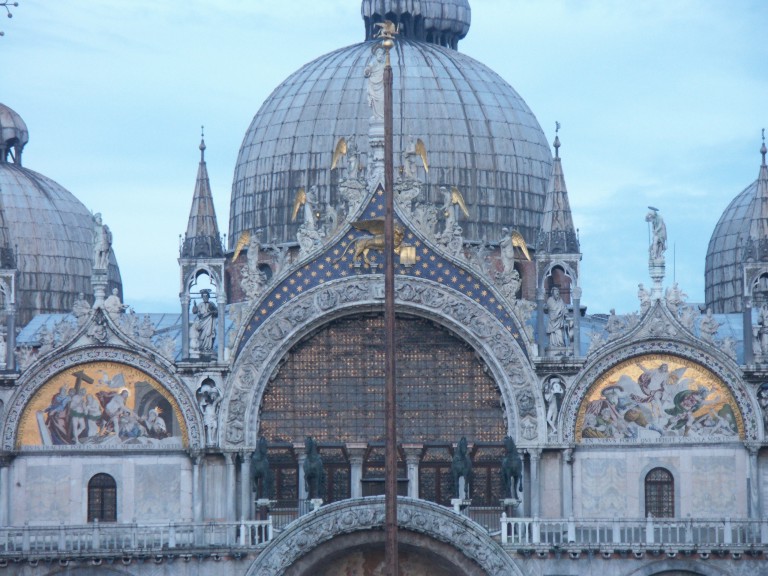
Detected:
left=553, top=121, right=561, bottom=159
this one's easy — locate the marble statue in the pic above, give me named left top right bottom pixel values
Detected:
left=637, top=283, right=651, bottom=314
left=665, top=282, right=687, bottom=317
left=645, top=208, right=667, bottom=260
left=544, top=376, right=565, bottom=433
left=545, top=286, right=568, bottom=348
left=364, top=46, right=385, bottom=121
left=699, top=307, right=721, bottom=343
left=192, top=289, right=217, bottom=353
left=104, top=287, right=128, bottom=323
left=72, top=292, right=91, bottom=326
left=196, top=380, right=222, bottom=445
left=758, top=303, right=768, bottom=356
left=605, top=308, right=624, bottom=337
left=92, top=213, right=112, bottom=270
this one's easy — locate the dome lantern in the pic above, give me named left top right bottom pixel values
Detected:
left=0, top=103, right=28, bottom=166
left=361, top=0, right=471, bottom=49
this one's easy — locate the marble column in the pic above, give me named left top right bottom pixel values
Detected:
left=225, top=452, right=237, bottom=522
left=747, top=444, right=760, bottom=519
left=181, top=293, right=190, bottom=359
left=529, top=448, right=541, bottom=517
left=347, top=443, right=367, bottom=499
left=191, top=453, right=203, bottom=522
left=294, top=443, right=307, bottom=501
left=5, top=306, right=14, bottom=370
left=572, top=287, right=582, bottom=357
left=217, top=288, right=227, bottom=363
left=562, top=447, right=574, bottom=517
left=744, top=297, right=754, bottom=365
left=536, top=288, right=546, bottom=358
left=239, top=451, right=252, bottom=521
left=403, top=444, right=423, bottom=499
left=0, top=456, right=12, bottom=525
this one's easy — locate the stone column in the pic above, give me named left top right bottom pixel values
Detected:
left=536, top=287, right=546, bottom=357
left=217, top=289, right=227, bottom=363
left=747, top=444, right=760, bottom=519
left=562, top=447, right=574, bottom=517
left=0, top=455, right=12, bottom=525
left=225, top=452, right=237, bottom=522
left=572, top=287, right=582, bottom=357
left=402, top=444, right=423, bottom=499
left=744, top=296, right=754, bottom=365
left=239, top=451, right=252, bottom=521
left=347, top=443, right=367, bottom=499
left=294, top=442, right=308, bottom=501
left=529, top=448, right=541, bottom=517
left=5, top=304, right=15, bottom=370
left=191, top=453, right=203, bottom=522
left=181, top=293, right=190, bottom=360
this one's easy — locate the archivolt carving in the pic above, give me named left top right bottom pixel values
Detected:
left=2, top=346, right=203, bottom=450
left=247, top=497, right=523, bottom=576
left=222, top=276, right=540, bottom=449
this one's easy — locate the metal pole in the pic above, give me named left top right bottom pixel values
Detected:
left=382, top=36, right=399, bottom=576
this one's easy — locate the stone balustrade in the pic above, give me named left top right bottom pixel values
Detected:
left=501, top=515, right=768, bottom=552
left=0, top=519, right=272, bottom=559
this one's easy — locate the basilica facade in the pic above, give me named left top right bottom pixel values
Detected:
left=0, top=1, right=767, bottom=575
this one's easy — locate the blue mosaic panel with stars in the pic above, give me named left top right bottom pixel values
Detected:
left=236, top=187, right=527, bottom=359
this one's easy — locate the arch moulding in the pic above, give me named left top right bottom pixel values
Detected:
left=247, top=496, right=523, bottom=576
left=221, top=275, right=542, bottom=449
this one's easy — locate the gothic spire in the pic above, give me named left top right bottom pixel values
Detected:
left=181, top=128, right=223, bottom=258
left=535, top=125, right=580, bottom=254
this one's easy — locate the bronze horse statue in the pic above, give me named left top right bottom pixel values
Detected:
left=450, top=437, right=473, bottom=499
left=250, top=436, right=273, bottom=499
left=304, top=436, right=325, bottom=500
left=501, top=436, right=523, bottom=498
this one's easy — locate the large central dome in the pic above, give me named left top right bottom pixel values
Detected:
left=230, top=1, right=552, bottom=249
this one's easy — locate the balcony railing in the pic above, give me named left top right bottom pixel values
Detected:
left=501, top=515, right=768, bottom=550
left=0, top=520, right=272, bottom=557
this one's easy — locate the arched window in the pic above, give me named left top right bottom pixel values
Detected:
left=645, top=467, right=674, bottom=518
left=88, top=473, right=117, bottom=522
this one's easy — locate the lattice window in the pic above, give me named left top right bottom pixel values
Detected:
left=645, top=467, right=674, bottom=518
left=259, top=315, right=505, bottom=444
left=88, top=473, right=117, bottom=523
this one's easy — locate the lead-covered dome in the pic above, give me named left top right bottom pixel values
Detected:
left=230, top=1, right=552, bottom=250
left=0, top=103, right=121, bottom=325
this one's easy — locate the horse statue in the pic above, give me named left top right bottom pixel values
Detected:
left=500, top=436, right=523, bottom=499
left=304, top=436, right=325, bottom=500
left=450, top=437, right=473, bottom=499
left=250, top=436, right=273, bottom=500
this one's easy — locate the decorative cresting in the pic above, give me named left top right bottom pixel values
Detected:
left=222, top=274, right=538, bottom=449
left=3, top=347, right=203, bottom=450
left=562, top=343, right=759, bottom=444
left=247, top=497, right=523, bottom=576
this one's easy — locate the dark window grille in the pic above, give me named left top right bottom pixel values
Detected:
left=645, top=467, right=674, bottom=518
left=88, top=473, right=117, bottom=523
left=259, top=315, right=505, bottom=444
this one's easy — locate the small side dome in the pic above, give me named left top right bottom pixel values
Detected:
left=0, top=103, right=29, bottom=165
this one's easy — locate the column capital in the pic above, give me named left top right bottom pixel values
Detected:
left=402, top=443, right=423, bottom=464
left=527, top=447, right=542, bottom=461
left=745, top=442, right=761, bottom=457
left=346, top=442, right=367, bottom=464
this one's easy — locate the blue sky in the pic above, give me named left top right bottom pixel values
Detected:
left=1, top=0, right=766, bottom=314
